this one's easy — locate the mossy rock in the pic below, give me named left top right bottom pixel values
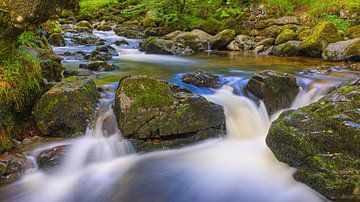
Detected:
left=142, top=10, right=159, bottom=27
left=266, top=83, right=360, bottom=201
left=346, top=25, right=360, bottom=39
left=272, top=40, right=301, bottom=57
left=171, top=29, right=213, bottom=51
left=275, top=29, right=297, bottom=45
left=139, top=37, right=194, bottom=55
left=114, top=76, right=226, bottom=152
left=300, top=21, right=342, bottom=57
left=76, top=20, right=92, bottom=29
left=211, top=29, right=236, bottom=50
left=194, top=18, right=223, bottom=35
left=33, top=76, right=98, bottom=137
left=48, top=33, right=65, bottom=47
left=246, top=70, right=299, bottom=115
left=298, top=27, right=313, bottom=41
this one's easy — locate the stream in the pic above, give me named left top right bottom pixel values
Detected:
left=1, top=30, right=359, bottom=202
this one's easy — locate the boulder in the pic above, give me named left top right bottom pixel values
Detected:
left=75, top=20, right=92, bottom=32
left=272, top=41, right=301, bottom=56
left=79, top=61, right=119, bottom=71
left=33, top=76, right=98, bottom=137
left=254, top=38, right=275, bottom=48
left=87, top=51, right=112, bottom=61
left=63, top=69, right=93, bottom=77
left=275, top=29, right=297, bottom=45
left=211, top=29, right=236, bottom=50
left=181, top=71, right=223, bottom=88
left=345, top=25, right=360, bottom=39
left=114, top=76, right=226, bottom=152
left=0, top=154, right=26, bottom=185
left=95, top=45, right=118, bottom=56
left=273, top=16, right=299, bottom=25
left=37, top=146, right=67, bottom=170
left=322, top=38, right=360, bottom=61
left=139, top=37, right=194, bottom=55
left=246, top=70, right=299, bottom=114
left=48, top=33, right=65, bottom=46
left=142, top=10, right=159, bottom=27
left=113, top=22, right=145, bottom=39
left=97, top=25, right=112, bottom=31
left=300, top=21, right=342, bottom=57
left=227, top=35, right=254, bottom=51
left=113, top=40, right=129, bottom=46
left=71, top=33, right=99, bottom=46
left=266, top=83, right=360, bottom=201
left=170, top=29, right=213, bottom=51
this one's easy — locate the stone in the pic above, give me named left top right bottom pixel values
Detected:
left=170, top=29, right=213, bottom=51
left=322, top=38, right=360, bottom=62
left=87, top=51, right=112, bottom=61
left=346, top=25, right=360, bottom=39
left=139, top=37, right=194, bottom=55
left=227, top=35, right=254, bottom=51
left=300, top=21, right=342, bottom=57
left=272, top=41, right=301, bottom=57
left=181, top=71, right=223, bottom=88
left=275, top=29, right=297, bottom=45
left=37, top=146, right=67, bottom=170
left=266, top=83, right=360, bottom=201
left=254, top=38, right=275, bottom=48
left=0, top=153, right=26, bottom=185
left=80, top=61, right=119, bottom=71
left=113, top=40, right=129, bottom=46
left=211, top=29, right=236, bottom=50
left=246, top=70, right=299, bottom=114
left=95, top=45, right=119, bottom=56
left=48, top=33, right=65, bottom=47
left=63, top=69, right=93, bottom=77
left=114, top=76, right=226, bottom=152
left=33, top=76, right=98, bottom=137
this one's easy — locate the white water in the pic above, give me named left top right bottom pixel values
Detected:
left=1, top=80, right=334, bottom=202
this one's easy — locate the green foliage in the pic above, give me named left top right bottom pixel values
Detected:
left=18, top=32, right=40, bottom=48
left=79, top=0, right=118, bottom=16
left=320, top=15, right=350, bottom=32
left=266, top=0, right=294, bottom=14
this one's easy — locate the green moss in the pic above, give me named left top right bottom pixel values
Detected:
left=346, top=25, right=360, bottom=39
left=76, top=20, right=92, bottom=29
left=300, top=21, right=342, bottom=57
left=122, top=76, right=175, bottom=109
left=275, top=29, right=297, bottom=45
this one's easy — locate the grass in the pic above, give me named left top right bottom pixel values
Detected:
left=79, top=0, right=118, bottom=16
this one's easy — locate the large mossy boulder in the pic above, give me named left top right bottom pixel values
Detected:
left=345, top=25, right=360, bottom=39
left=246, top=70, right=299, bottom=115
left=139, top=37, right=194, bottom=55
left=48, top=33, right=65, bottom=47
left=272, top=40, right=301, bottom=56
left=33, top=76, right=98, bottom=137
left=114, top=76, right=226, bottom=152
left=322, top=38, right=360, bottom=62
left=275, top=29, right=297, bottom=45
left=266, top=83, right=360, bottom=201
left=300, top=21, right=342, bottom=57
left=211, top=29, right=236, bottom=50
left=165, top=29, right=213, bottom=52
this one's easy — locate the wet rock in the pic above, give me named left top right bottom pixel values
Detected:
left=139, top=37, right=194, bottom=55
left=322, top=38, right=360, bottom=62
left=48, top=33, right=65, bottom=47
left=302, top=65, right=332, bottom=75
left=211, top=29, right=236, bottom=50
left=71, top=33, right=99, bottom=46
left=113, top=40, right=129, bottom=46
left=254, top=38, right=275, bottom=48
left=0, top=154, right=26, bottom=185
left=33, top=76, right=98, bottom=137
left=114, top=76, right=226, bottom=152
left=95, top=45, right=119, bottom=56
left=227, top=35, right=254, bottom=51
left=275, top=29, right=297, bottom=45
left=113, top=22, right=145, bottom=39
left=87, top=51, right=112, bottom=61
left=80, top=61, right=119, bottom=71
left=75, top=20, right=92, bottom=33
left=246, top=70, right=299, bottom=114
left=37, top=146, right=67, bottom=170
left=61, top=51, right=86, bottom=61
left=300, top=21, right=342, bottom=57
left=181, top=71, right=223, bottom=88
left=272, top=41, right=301, bottom=56
left=167, top=29, right=213, bottom=51
left=22, top=136, right=43, bottom=145
left=266, top=83, right=360, bottom=201
left=63, top=69, right=93, bottom=77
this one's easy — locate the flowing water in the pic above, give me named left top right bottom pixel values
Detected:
left=1, top=31, right=359, bottom=202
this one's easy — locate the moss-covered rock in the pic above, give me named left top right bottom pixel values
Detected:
left=246, top=70, right=299, bottom=115
left=181, top=71, right=223, bottom=88
left=36, top=49, right=64, bottom=82
left=322, top=38, right=360, bottom=61
left=211, top=29, right=236, bottom=50
left=139, top=37, right=194, bottom=55
left=346, top=25, right=360, bottom=39
left=272, top=40, right=301, bottom=57
left=193, top=18, right=223, bottom=35
left=166, top=29, right=213, bottom=52
left=113, top=21, right=145, bottom=39
left=48, top=33, right=65, bottom=47
left=142, top=10, right=159, bottom=27
left=300, top=21, right=342, bottom=57
left=275, top=29, right=297, bottom=45
left=75, top=20, right=92, bottom=33
left=114, top=76, right=226, bottom=152
left=33, top=76, right=98, bottom=137
left=266, top=83, right=360, bottom=201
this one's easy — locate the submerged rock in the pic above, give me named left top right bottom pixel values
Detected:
left=139, top=37, right=194, bottom=55
left=80, top=61, right=119, bottom=71
left=266, top=83, right=360, bottom=201
left=114, top=76, right=226, bottom=152
left=33, top=76, right=98, bottom=137
left=322, top=38, right=360, bottom=62
left=0, top=154, right=27, bottom=185
left=181, top=71, right=223, bottom=88
left=37, top=146, right=67, bottom=170
left=300, top=21, right=342, bottom=57
left=246, top=70, right=299, bottom=114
